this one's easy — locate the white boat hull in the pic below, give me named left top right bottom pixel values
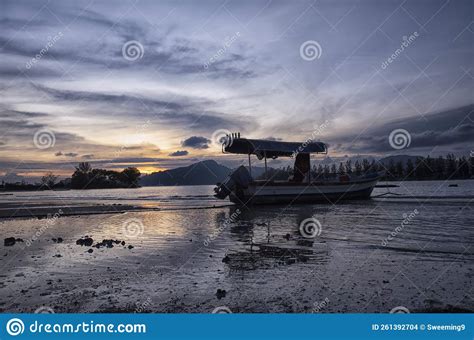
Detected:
left=228, top=177, right=380, bottom=205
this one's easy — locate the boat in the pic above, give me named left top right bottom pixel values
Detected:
left=214, top=133, right=382, bottom=205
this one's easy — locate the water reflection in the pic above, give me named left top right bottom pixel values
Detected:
left=222, top=205, right=329, bottom=271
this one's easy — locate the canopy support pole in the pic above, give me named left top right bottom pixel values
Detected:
left=264, top=151, right=268, bottom=180
left=308, top=155, right=311, bottom=183
left=248, top=154, right=252, bottom=177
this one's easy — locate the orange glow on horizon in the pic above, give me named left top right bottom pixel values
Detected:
left=138, top=166, right=165, bottom=174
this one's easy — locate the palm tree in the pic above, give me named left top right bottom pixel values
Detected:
left=41, top=172, right=58, bottom=188
left=76, top=162, right=92, bottom=174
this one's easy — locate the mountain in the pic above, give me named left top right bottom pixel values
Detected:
left=139, top=155, right=427, bottom=187
left=140, top=160, right=232, bottom=186
left=244, top=166, right=267, bottom=178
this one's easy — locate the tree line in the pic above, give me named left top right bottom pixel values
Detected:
left=70, top=162, right=141, bottom=189
left=0, top=162, right=141, bottom=191
left=258, top=154, right=474, bottom=181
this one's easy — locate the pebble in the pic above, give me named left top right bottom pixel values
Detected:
left=4, top=237, right=17, bottom=246
left=216, top=289, right=227, bottom=299
left=76, top=237, right=93, bottom=247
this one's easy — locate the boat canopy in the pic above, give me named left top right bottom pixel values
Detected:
left=223, top=137, right=327, bottom=159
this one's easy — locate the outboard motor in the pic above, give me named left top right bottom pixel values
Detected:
left=214, top=165, right=252, bottom=199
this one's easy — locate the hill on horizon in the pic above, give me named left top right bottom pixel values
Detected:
left=139, top=154, right=465, bottom=186
left=140, top=160, right=232, bottom=186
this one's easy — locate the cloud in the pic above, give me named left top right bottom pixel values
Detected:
left=1, top=0, right=472, bottom=180
left=330, top=104, right=474, bottom=154
left=0, top=6, right=258, bottom=81
left=32, top=84, right=248, bottom=133
left=181, top=136, right=210, bottom=149
left=54, top=151, right=80, bottom=157
left=264, top=136, right=283, bottom=141
left=1, top=110, right=49, bottom=119
left=35, top=84, right=186, bottom=111
left=169, top=150, right=189, bottom=156
left=82, top=154, right=94, bottom=159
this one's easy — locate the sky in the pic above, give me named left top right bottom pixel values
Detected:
left=0, top=0, right=473, bottom=181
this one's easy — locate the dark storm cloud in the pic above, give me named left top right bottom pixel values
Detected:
left=332, top=104, right=474, bottom=154
left=0, top=64, right=63, bottom=78
left=32, top=84, right=249, bottom=132
left=0, top=17, right=47, bottom=28
left=0, top=36, right=66, bottom=60
left=0, top=5, right=256, bottom=80
left=74, top=9, right=144, bottom=34
left=0, top=115, right=85, bottom=144
left=169, top=150, right=189, bottom=156
left=264, top=136, right=283, bottom=141
left=0, top=109, right=135, bottom=156
left=34, top=84, right=187, bottom=111
left=0, top=110, right=49, bottom=119
left=181, top=136, right=211, bottom=149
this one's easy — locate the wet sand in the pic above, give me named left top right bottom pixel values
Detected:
left=0, top=197, right=472, bottom=313
left=0, top=201, right=147, bottom=219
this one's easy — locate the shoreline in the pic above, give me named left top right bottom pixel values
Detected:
left=0, top=203, right=235, bottom=220
left=1, top=197, right=472, bottom=220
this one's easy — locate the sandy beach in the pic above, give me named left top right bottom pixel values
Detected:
left=0, top=182, right=473, bottom=313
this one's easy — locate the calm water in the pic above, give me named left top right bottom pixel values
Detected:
left=1, top=180, right=473, bottom=210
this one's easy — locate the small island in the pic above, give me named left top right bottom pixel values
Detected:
left=0, top=162, right=141, bottom=191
